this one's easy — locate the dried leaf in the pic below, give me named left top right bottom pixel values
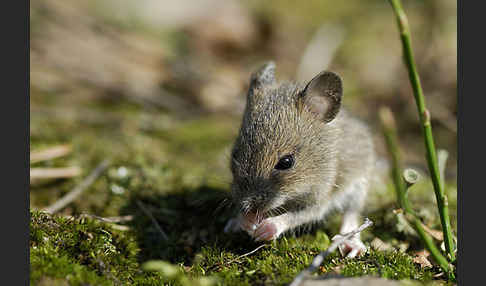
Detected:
left=420, top=223, right=444, bottom=241
left=412, top=250, right=432, bottom=268
left=331, top=265, right=343, bottom=274
left=371, top=237, right=394, bottom=251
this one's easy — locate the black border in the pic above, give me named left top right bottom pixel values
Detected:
left=3, top=0, right=30, bottom=284
left=21, top=0, right=465, bottom=285
left=458, top=0, right=481, bottom=284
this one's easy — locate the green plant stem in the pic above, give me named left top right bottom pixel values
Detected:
left=387, top=0, right=455, bottom=261
left=379, top=108, right=453, bottom=278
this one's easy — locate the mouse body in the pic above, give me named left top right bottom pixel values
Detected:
left=225, top=62, right=375, bottom=258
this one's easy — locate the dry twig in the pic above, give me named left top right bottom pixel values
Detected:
left=62, top=213, right=131, bottom=231
left=108, top=224, right=131, bottom=231
left=136, top=200, right=169, bottom=241
left=43, top=160, right=111, bottom=214
left=208, top=244, right=268, bottom=272
left=31, top=145, right=72, bottom=164
left=289, top=218, right=373, bottom=286
left=65, top=214, right=134, bottom=224
left=30, top=167, right=82, bottom=182
left=227, top=244, right=267, bottom=265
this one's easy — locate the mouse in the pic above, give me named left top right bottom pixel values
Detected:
left=224, top=62, right=376, bottom=258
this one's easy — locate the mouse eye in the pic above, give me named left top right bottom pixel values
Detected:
left=274, top=154, right=294, bottom=170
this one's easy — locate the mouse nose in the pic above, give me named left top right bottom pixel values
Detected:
left=248, top=194, right=267, bottom=211
left=238, top=193, right=266, bottom=214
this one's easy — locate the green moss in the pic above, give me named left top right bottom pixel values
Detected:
left=188, top=232, right=330, bottom=285
left=335, top=251, right=434, bottom=280
left=30, top=211, right=165, bottom=285
left=29, top=110, right=455, bottom=285
left=31, top=249, right=112, bottom=286
left=29, top=22, right=456, bottom=283
left=189, top=238, right=442, bottom=285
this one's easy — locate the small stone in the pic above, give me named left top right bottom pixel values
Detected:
left=116, top=167, right=128, bottom=178
left=110, top=184, right=125, bottom=195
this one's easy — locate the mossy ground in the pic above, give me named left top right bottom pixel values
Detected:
left=30, top=1, right=456, bottom=284
left=30, top=99, right=456, bottom=285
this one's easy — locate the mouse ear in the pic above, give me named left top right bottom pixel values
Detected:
left=301, top=71, right=343, bottom=123
left=248, top=61, right=276, bottom=96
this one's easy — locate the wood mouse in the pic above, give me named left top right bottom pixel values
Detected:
left=224, top=62, right=375, bottom=258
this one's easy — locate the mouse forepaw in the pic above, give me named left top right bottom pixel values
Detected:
left=331, top=234, right=367, bottom=258
left=254, top=219, right=279, bottom=241
left=253, top=216, right=289, bottom=241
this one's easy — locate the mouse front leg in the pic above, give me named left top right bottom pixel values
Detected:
left=331, top=211, right=367, bottom=258
left=331, top=176, right=369, bottom=258
left=224, top=212, right=284, bottom=238
left=224, top=212, right=292, bottom=241
left=253, top=203, right=334, bottom=241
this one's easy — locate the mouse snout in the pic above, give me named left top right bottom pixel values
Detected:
left=239, top=193, right=267, bottom=213
left=240, top=211, right=263, bottom=227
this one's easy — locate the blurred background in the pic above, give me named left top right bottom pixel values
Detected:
left=30, top=0, right=456, bottom=220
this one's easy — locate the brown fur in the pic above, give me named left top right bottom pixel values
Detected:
left=230, top=62, right=375, bottom=233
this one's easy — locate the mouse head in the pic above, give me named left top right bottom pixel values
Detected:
left=230, top=62, right=343, bottom=220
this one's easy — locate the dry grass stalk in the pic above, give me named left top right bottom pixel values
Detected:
left=136, top=200, right=169, bottom=241
left=43, top=160, right=111, bottom=214
left=30, top=167, right=82, bottom=182
left=289, top=218, right=373, bottom=286
left=31, top=145, right=72, bottom=164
